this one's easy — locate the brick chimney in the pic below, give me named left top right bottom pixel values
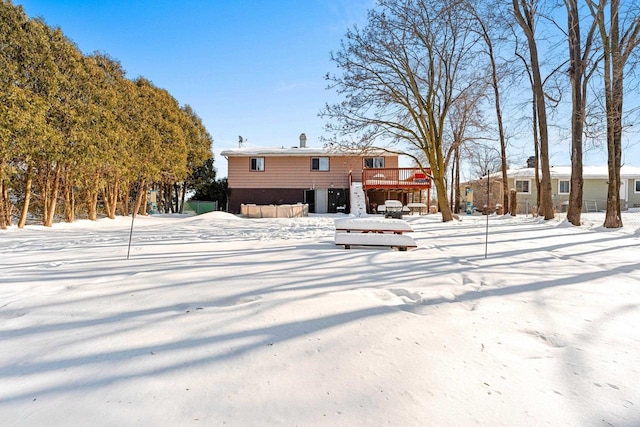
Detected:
left=526, top=156, right=536, bottom=168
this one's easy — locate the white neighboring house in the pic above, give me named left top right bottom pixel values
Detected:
left=506, top=165, right=640, bottom=213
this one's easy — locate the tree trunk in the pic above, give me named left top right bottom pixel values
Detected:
left=0, top=182, right=5, bottom=230
left=41, top=163, right=51, bottom=225
left=87, top=188, right=98, bottom=220
left=566, top=0, right=585, bottom=226
left=0, top=180, right=7, bottom=229
left=102, top=187, right=111, bottom=218
left=499, top=137, right=509, bottom=214
left=156, top=183, right=162, bottom=213
left=166, top=184, right=172, bottom=213
left=121, top=181, right=131, bottom=216
left=180, top=181, right=187, bottom=214
left=44, top=162, right=62, bottom=227
left=133, top=178, right=147, bottom=216
left=432, top=167, right=453, bottom=222
left=603, top=64, right=624, bottom=227
left=532, top=92, right=541, bottom=213
left=18, top=164, right=34, bottom=229
left=454, top=148, right=460, bottom=214
left=513, top=0, right=554, bottom=220
left=1, top=180, right=10, bottom=228
left=84, top=172, right=100, bottom=220
left=509, top=188, right=517, bottom=216
left=104, top=173, right=119, bottom=219
left=0, top=161, right=9, bottom=229
left=118, top=182, right=129, bottom=216
left=449, top=157, right=456, bottom=212
left=173, top=182, right=180, bottom=213
left=487, top=38, right=509, bottom=213
left=530, top=49, right=554, bottom=220
left=113, top=180, right=120, bottom=218
left=601, top=0, right=624, bottom=228
left=63, top=169, right=75, bottom=223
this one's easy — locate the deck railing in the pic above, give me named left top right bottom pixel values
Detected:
left=361, top=168, right=432, bottom=189
left=362, top=168, right=431, bottom=189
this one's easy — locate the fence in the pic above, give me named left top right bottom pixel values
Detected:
left=183, top=200, right=217, bottom=215
left=240, top=203, right=309, bottom=218
left=514, top=198, right=611, bottom=215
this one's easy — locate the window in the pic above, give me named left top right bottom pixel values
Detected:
left=635, top=179, right=640, bottom=193
left=311, top=157, right=329, bottom=171
left=250, top=157, right=264, bottom=171
left=364, top=157, right=385, bottom=168
left=515, top=179, right=530, bottom=194
left=558, top=180, right=570, bottom=194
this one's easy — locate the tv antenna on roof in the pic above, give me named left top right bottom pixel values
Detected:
left=238, top=136, right=245, bottom=148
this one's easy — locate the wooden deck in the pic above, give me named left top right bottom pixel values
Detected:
left=361, top=168, right=432, bottom=190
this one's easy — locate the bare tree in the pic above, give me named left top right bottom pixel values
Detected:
left=512, top=44, right=543, bottom=211
left=445, top=87, right=486, bottom=213
left=323, top=0, right=481, bottom=222
left=467, top=0, right=512, bottom=213
left=587, top=0, right=640, bottom=228
left=565, top=0, right=601, bottom=226
left=465, top=142, right=502, bottom=179
left=512, top=0, right=555, bottom=220
left=450, top=146, right=461, bottom=212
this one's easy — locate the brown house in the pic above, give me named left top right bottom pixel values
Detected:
left=221, top=134, right=432, bottom=214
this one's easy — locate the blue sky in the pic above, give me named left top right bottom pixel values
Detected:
left=13, top=1, right=640, bottom=179
left=15, top=0, right=374, bottom=178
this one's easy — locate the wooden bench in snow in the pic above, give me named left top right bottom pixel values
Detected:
left=334, top=232, right=417, bottom=251
left=334, top=218, right=413, bottom=234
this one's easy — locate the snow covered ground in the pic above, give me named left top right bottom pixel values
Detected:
left=1, top=210, right=639, bottom=426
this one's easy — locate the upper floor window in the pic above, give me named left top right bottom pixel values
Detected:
left=558, top=180, right=570, bottom=194
left=250, top=157, right=264, bottom=171
left=311, top=157, right=329, bottom=171
left=515, top=179, right=530, bottom=194
left=364, top=157, right=385, bottom=168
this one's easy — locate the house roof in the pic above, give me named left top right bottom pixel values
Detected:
left=503, top=165, right=640, bottom=179
left=220, top=146, right=393, bottom=158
